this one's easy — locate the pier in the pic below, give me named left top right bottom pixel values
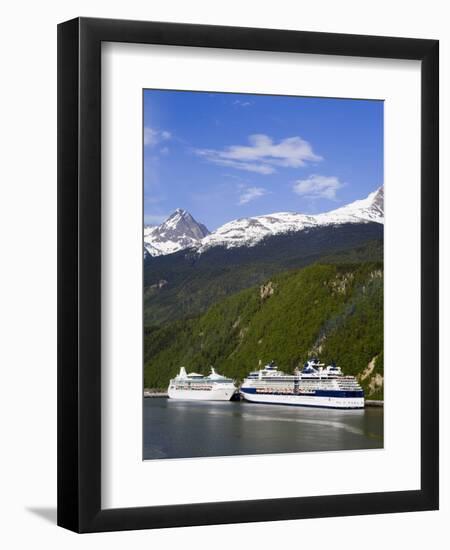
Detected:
left=144, top=389, right=168, bottom=398
left=143, top=389, right=383, bottom=407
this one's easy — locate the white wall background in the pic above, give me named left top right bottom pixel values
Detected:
left=0, top=0, right=448, bottom=547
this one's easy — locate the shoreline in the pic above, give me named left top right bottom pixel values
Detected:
left=144, top=390, right=168, bottom=398
left=365, top=400, right=384, bottom=407
left=143, top=390, right=383, bottom=407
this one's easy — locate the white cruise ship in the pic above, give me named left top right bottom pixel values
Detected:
left=168, top=367, right=237, bottom=401
left=240, top=360, right=364, bottom=409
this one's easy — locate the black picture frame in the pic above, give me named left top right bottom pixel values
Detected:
left=57, top=17, right=439, bottom=533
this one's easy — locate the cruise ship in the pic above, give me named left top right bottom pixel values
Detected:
left=168, top=367, right=237, bottom=401
left=240, top=360, right=364, bottom=409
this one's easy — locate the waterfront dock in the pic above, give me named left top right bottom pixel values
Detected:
left=143, top=389, right=383, bottom=407
left=144, top=389, right=168, bottom=398
left=144, top=387, right=383, bottom=405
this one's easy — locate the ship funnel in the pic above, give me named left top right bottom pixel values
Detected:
left=179, top=366, right=187, bottom=378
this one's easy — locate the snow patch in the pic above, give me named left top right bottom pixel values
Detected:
left=144, top=186, right=384, bottom=257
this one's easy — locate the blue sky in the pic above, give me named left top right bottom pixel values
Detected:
left=143, top=90, right=383, bottom=230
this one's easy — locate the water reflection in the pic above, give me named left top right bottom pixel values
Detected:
left=143, top=398, right=383, bottom=460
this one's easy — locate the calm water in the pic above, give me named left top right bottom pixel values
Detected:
left=143, top=398, right=383, bottom=460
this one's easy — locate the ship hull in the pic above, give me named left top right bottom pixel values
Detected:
left=168, top=386, right=236, bottom=401
left=240, top=389, right=364, bottom=409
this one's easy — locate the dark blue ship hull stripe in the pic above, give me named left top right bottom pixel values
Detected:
left=240, top=387, right=364, bottom=398
left=242, top=399, right=364, bottom=410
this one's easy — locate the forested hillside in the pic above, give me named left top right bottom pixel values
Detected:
left=144, top=262, right=383, bottom=399
left=144, top=222, right=383, bottom=325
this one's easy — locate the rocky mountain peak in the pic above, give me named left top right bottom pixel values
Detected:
left=371, top=186, right=384, bottom=215
left=144, top=209, right=210, bottom=257
left=144, top=187, right=384, bottom=258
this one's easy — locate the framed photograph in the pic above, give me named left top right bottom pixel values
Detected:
left=57, top=17, right=439, bottom=532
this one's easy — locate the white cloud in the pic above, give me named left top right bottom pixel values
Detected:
left=222, top=173, right=250, bottom=182
left=233, top=99, right=252, bottom=107
left=292, top=175, right=344, bottom=200
left=213, top=158, right=275, bottom=175
left=196, top=134, right=321, bottom=174
left=238, top=186, right=269, bottom=205
left=144, top=127, right=171, bottom=147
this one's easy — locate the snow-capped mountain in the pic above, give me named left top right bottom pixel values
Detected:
left=198, top=186, right=384, bottom=252
left=144, top=208, right=210, bottom=257
left=315, top=186, right=383, bottom=226
left=144, top=187, right=383, bottom=257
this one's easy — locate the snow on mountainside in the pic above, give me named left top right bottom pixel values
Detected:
left=199, top=186, right=384, bottom=252
left=144, top=209, right=210, bottom=257
left=315, top=186, right=384, bottom=226
left=144, top=186, right=383, bottom=257
left=198, top=212, right=318, bottom=251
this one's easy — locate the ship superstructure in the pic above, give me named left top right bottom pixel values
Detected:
left=240, top=360, right=364, bottom=409
left=168, top=367, right=237, bottom=401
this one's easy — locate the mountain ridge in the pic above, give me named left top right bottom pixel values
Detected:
left=144, top=186, right=384, bottom=257
left=200, top=187, right=384, bottom=252
left=144, top=226, right=383, bottom=326
left=144, top=208, right=210, bottom=257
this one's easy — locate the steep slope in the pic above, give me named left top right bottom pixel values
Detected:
left=144, top=209, right=210, bottom=257
left=143, top=186, right=384, bottom=257
left=144, top=223, right=383, bottom=325
left=144, top=262, right=384, bottom=399
left=200, top=186, right=383, bottom=251
left=316, top=186, right=384, bottom=225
